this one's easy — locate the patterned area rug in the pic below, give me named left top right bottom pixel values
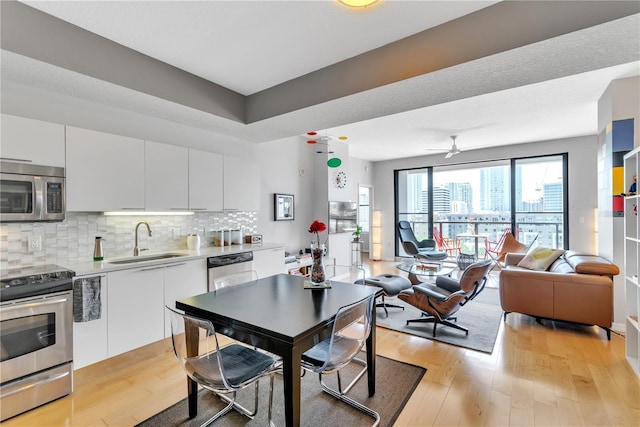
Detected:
left=376, top=287, right=503, bottom=353
left=136, top=354, right=425, bottom=427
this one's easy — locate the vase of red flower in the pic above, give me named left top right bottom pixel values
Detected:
left=308, top=220, right=327, bottom=285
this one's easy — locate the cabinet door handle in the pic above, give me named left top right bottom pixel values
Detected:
left=164, top=262, right=187, bottom=268
left=138, top=265, right=167, bottom=272
left=121, top=207, right=145, bottom=210
left=190, top=208, right=207, bottom=211
left=0, top=157, right=32, bottom=163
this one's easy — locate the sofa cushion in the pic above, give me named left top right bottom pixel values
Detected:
left=548, top=258, right=574, bottom=274
left=517, top=246, right=564, bottom=271
left=564, top=251, right=619, bottom=276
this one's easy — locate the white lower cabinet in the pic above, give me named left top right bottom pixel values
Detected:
left=253, top=247, right=285, bottom=278
left=107, top=267, right=165, bottom=358
left=163, top=259, right=207, bottom=337
left=73, top=274, right=108, bottom=369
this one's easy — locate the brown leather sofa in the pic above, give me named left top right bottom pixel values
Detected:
left=499, top=250, right=619, bottom=340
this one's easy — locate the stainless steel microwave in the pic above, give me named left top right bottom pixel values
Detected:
left=0, top=161, right=65, bottom=222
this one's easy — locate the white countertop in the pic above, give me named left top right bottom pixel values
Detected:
left=65, top=242, right=286, bottom=277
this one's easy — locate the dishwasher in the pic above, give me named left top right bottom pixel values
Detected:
left=207, top=252, right=254, bottom=291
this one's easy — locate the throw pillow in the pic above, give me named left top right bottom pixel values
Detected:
left=517, top=246, right=564, bottom=271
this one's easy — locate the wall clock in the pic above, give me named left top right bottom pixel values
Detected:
left=334, top=171, right=347, bottom=189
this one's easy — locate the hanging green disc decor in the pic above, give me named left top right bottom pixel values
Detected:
left=327, top=158, right=342, bottom=168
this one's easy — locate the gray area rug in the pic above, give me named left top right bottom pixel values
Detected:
left=136, top=355, right=425, bottom=427
left=376, top=287, right=502, bottom=354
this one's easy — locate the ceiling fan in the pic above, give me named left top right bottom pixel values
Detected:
left=444, top=135, right=461, bottom=158
left=424, top=135, right=462, bottom=158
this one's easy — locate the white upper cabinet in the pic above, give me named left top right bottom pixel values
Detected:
left=1, top=114, right=65, bottom=167
left=66, top=126, right=145, bottom=211
left=189, top=149, right=223, bottom=212
left=223, top=156, right=260, bottom=211
left=145, top=141, right=188, bottom=211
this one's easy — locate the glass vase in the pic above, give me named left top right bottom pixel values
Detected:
left=310, top=243, right=326, bottom=285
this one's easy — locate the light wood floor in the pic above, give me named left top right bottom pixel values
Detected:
left=4, top=260, right=639, bottom=426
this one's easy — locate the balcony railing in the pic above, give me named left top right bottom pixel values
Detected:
left=399, top=216, right=564, bottom=257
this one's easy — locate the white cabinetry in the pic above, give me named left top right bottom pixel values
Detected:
left=223, top=156, right=260, bottom=211
left=145, top=141, right=188, bottom=211
left=1, top=114, right=65, bottom=167
left=107, top=266, right=165, bottom=357
left=66, top=127, right=145, bottom=211
left=253, top=247, right=285, bottom=278
left=162, top=259, right=207, bottom=336
left=189, top=149, right=223, bottom=211
left=624, top=147, right=640, bottom=378
left=73, top=274, right=108, bottom=369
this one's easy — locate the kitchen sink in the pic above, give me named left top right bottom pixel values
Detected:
left=107, top=253, right=188, bottom=264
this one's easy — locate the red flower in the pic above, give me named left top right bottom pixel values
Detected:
left=308, top=220, right=327, bottom=243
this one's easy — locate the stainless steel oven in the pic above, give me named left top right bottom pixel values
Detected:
left=0, top=266, right=74, bottom=421
left=0, top=161, right=65, bottom=222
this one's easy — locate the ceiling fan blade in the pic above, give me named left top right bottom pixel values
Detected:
left=444, top=151, right=454, bottom=159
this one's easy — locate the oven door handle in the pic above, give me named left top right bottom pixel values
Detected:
left=0, top=370, right=70, bottom=398
left=1, top=296, right=69, bottom=311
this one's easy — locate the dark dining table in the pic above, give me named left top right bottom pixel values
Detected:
left=175, top=273, right=381, bottom=427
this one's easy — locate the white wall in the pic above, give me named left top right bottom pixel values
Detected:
left=255, top=136, right=315, bottom=255
left=373, top=135, right=600, bottom=261
left=597, top=76, right=639, bottom=329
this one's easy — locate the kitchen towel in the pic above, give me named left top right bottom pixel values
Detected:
left=73, top=276, right=101, bottom=322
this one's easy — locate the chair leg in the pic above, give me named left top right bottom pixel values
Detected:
left=215, top=381, right=260, bottom=420
left=203, top=391, right=236, bottom=427
left=376, top=295, right=405, bottom=318
left=406, top=314, right=468, bottom=337
left=318, top=368, right=381, bottom=427
left=268, top=375, right=277, bottom=427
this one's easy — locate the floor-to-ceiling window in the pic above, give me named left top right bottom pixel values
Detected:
left=432, top=160, right=511, bottom=256
left=397, top=168, right=430, bottom=256
left=514, top=155, right=566, bottom=249
left=395, top=154, right=567, bottom=257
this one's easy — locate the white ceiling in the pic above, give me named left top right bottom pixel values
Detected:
left=7, top=1, right=640, bottom=162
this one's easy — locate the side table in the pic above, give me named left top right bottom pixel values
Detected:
left=351, top=240, right=363, bottom=268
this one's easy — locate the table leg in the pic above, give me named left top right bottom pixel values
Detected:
left=187, top=377, right=198, bottom=417
left=366, top=301, right=377, bottom=397
left=185, top=321, right=199, bottom=418
left=282, top=347, right=302, bottom=427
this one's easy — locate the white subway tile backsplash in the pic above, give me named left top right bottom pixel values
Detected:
left=0, top=211, right=257, bottom=269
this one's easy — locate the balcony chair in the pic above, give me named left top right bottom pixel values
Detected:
left=485, top=232, right=538, bottom=271
left=398, top=260, right=492, bottom=337
left=166, top=306, right=282, bottom=427
left=397, top=221, right=448, bottom=263
left=301, top=294, right=380, bottom=426
left=432, top=227, right=461, bottom=257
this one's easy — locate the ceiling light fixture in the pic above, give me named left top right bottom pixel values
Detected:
left=337, top=0, right=380, bottom=9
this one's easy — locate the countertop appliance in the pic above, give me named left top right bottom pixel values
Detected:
left=0, top=161, right=65, bottom=222
left=207, top=252, right=254, bottom=291
left=0, top=265, right=75, bottom=421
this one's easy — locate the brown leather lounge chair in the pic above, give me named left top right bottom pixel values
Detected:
left=398, top=260, right=492, bottom=336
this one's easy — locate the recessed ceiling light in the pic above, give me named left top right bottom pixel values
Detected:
left=337, top=0, right=380, bottom=9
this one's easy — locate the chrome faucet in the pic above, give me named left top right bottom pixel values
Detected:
left=133, top=221, right=152, bottom=256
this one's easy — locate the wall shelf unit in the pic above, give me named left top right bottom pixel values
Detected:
left=624, top=146, right=640, bottom=378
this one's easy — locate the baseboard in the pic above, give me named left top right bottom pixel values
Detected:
left=612, top=322, right=625, bottom=334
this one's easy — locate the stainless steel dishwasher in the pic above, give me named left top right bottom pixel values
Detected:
left=207, top=252, right=254, bottom=291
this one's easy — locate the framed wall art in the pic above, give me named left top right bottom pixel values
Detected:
left=274, top=193, right=294, bottom=221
